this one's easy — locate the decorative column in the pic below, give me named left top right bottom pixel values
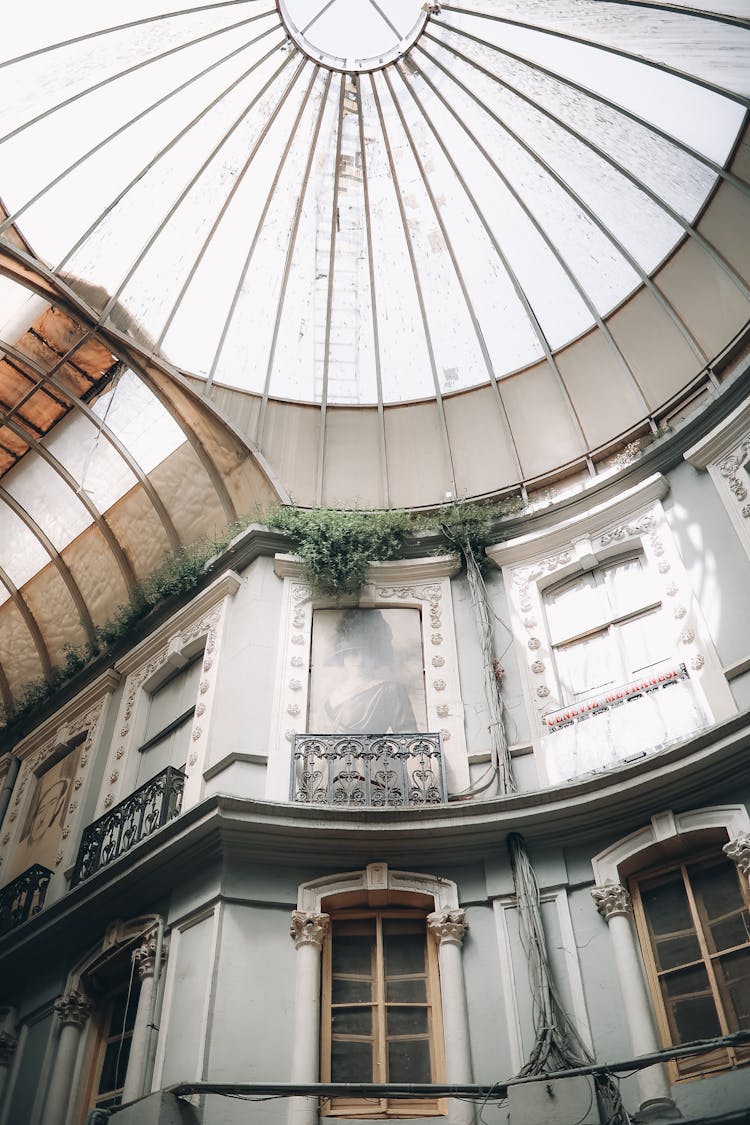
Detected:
left=0, top=1029, right=17, bottom=1106
left=41, top=990, right=92, bottom=1125
left=427, top=909, right=475, bottom=1125
left=288, top=911, right=329, bottom=1125
left=724, top=833, right=750, bottom=882
left=591, top=885, right=679, bottom=1121
left=121, top=929, right=159, bottom=1104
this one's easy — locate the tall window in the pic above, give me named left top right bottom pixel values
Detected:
left=134, top=654, right=203, bottom=787
left=84, top=981, right=140, bottom=1118
left=322, top=910, right=443, bottom=1117
left=631, top=851, right=750, bottom=1079
left=544, top=554, right=671, bottom=704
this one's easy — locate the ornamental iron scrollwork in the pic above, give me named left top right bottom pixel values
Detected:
left=71, top=767, right=185, bottom=885
left=0, top=864, right=53, bottom=935
left=291, top=732, right=446, bottom=809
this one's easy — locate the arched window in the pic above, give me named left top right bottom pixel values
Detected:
left=630, top=849, right=750, bottom=1080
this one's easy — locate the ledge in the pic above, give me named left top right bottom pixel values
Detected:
left=273, top=553, right=461, bottom=583
left=486, top=474, right=669, bottom=568
left=684, top=394, right=750, bottom=468
left=2, top=708, right=749, bottom=973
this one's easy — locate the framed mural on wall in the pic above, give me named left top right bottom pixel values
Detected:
left=308, top=608, right=427, bottom=734
left=7, top=736, right=84, bottom=880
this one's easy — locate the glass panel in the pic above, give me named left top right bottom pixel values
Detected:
left=97, top=1036, right=131, bottom=1097
left=555, top=630, right=618, bottom=700
left=602, top=556, right=647, bottom=616
left=619, top=610, right=671, bottom=679
left=387, top=1037, right=431, bottom=1083
left=641, top=874, right=701, bottom=971
left=332, top=976, right=373, bottom=1004
left=109, top=987, right=139, bottom=1035
left=386, top=977, right=428, bottom=1003
left=383, top=927, right=426, bottom=978
left=716, top=950, right=750, bottom=1031
left=332, top=929, right=375, bottom=975
left=331, top=1038, right=373, bottom=1082
left=332, top=1006, right=373, bottom=1036
left=387, top=1006, right=429, bottom=1037
left=545, top=572, right=602, bottom=641
left=661, top=964, right=722, bottom=1042
left=690, top=861, right=750, bottom=954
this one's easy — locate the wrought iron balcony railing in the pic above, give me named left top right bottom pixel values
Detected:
left=291, top=732, right=446, bottom=808
left=0, top=863, right=53, bottom=935
left=71, top=766, right=185, bottom=886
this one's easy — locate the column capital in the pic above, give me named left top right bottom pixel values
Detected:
left=290, top=910, right=330, bottom=950
left=427, top=908, right=468, bottom=947
left=592, top=882, right=632, bottom=921
left=0, top=1031, right=17, bottom=1066
left=54, top=989, right=92, bottom=1029
left=724, top=833, right=750, bottom=877
left=133, top=929, right=160, bottom=980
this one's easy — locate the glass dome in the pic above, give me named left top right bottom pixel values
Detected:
left=0, top=1, right=748, bottom=508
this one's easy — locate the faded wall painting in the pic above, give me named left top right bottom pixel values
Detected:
left=7, top=739, right=83, bottom=880
left=308, top=608, right=427, bottom=734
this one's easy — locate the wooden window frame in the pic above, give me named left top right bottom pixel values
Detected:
left=631, top=849, right=750, bottom=1083
left=321, top=908, right=446, bottom=1119
left=79, top=978, right=140, bottom=1122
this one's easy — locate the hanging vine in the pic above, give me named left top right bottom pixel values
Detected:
left=508, top=832, right=629, bottom=1122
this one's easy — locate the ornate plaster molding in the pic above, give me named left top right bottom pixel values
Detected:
left=427, top=908, right=468, bottom=947
left=591, top=883, right=632, bottom=921
left=273, top=553, right=461, bottom=583
left=54, top=989, right=92, bottom=1028
left=133, top=929, right=160, bottom=980
left=290, top=911, right=330, bottom=950
left=724, top=833, right=750, bottom=878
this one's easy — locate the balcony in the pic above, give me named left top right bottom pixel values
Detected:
left=71, top=766, right=185, bottom=885
left=0, top=864, right=53, bottom=935
left=291, top=732, right=446, bottom=808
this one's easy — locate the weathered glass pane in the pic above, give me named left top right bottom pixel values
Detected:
left=332, top=1006, right=373, bottom=1036
left=387, top=1037, right=431, bottom=1083
left=384, top=929, right=425, bottom=978
left=387, top=1006, right=429, bottom=1037
left=332, top=931, right=374, bottom=976
left=717, top=950, right=750, bottom=1030
left=662, top=964, right=721, bottom=1042
left=386, top=977, right=428, bottom=1003
left=331, top=1038, right=373, bottom=1082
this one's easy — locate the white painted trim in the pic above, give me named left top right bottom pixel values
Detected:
left=486, top=475, right=669, bottom=568
left=683, top=396, right=750, bottom=469
left=591, top=803, right=750, bottom=884
left=298, top=864, right=459, bottom=912
left=10, top=670, right=121, bottom=759
left=266, top=554, right=470, bottom=801
left=492, top=897, right=524, bottom=1075
left=115, top=571, right=242, bottom=674
left=724, top=654, right=750, bottom=681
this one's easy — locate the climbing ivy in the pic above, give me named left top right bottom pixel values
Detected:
left=266, top=505, right=412, bottom=596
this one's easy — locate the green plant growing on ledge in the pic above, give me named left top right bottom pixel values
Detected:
left=266, top=505, right=412, bottom=596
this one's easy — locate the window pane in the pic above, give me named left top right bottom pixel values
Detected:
left=331, top=1038, right=373, bottom=1082
left=690, top=861, right=750, bottom=953
left=556, top=631, right=618, bottom=700
left=661, top=965, right=722, bottom=1042
left=387, top=1007, right=429, bottom=1037
left=109, top=988, right=139, bottom=1034
left=332, top=1007, right=374, bottom=1036
left=602, top=556, right=648, bottom=617
left=98, top=1038, right=130, bottom=1098
left=716, top=950, right=750, bottom=1031
left=332, top=977, right=373, bottom=1004
left=387, top=977, right=428, bottom=1002
left=332, top=931, right=374, bottom=976
left=545, top=572, right=602, bottom=641
left=387, top=1038, right=431, bottom=1083
left=641, top=873, right=702, bottom=970
left=384, top=929, right=426, bottom=978
left=619, top=610, right=671, bottom=678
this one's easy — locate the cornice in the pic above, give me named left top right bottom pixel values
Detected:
left=115, top=570, right=242, bottom=674
left=11, top=669, right=121, bottom=759
left=2, top=709, right=749, bottom=973
left=684, top=394, right=750, bottom=468
left=486, top=474, right=669, bottom=568
left=273, top=553, right=461, bottom=583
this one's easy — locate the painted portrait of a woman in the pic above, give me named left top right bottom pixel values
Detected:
left=309, top=608, right=427, bottom=734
